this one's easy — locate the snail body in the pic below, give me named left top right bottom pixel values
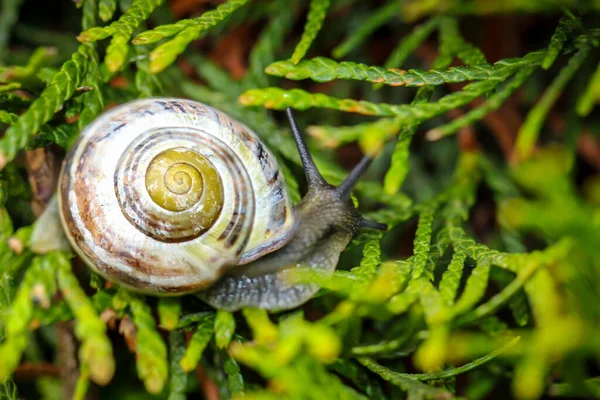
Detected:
left=51, top=98, right=385, bottom=310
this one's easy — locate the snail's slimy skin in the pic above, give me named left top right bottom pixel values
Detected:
left=201, top=184, right=362, bottom=311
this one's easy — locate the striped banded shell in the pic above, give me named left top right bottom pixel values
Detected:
left=59, top=98, right=296, bottom=294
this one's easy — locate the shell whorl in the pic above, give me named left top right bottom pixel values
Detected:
left=59, top=98, right=296, bottom=294
left=115, top=129, right=226, bottom=243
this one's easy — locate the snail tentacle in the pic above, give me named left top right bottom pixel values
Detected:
left=337, top=155, right=373, bottom=200
left=285, top=107, right=327, bottom=188
left=359, top=217, right=388, bottom=231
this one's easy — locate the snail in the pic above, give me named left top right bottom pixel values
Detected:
left=31, top=98, right=386, bottom=311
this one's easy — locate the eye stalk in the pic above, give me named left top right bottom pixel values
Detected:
left=285, top=107, right=327, bottom=188
left=285, top=107, right=387, bottom=232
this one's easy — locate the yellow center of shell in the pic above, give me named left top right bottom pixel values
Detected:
left=145, top=149, right=224, bottom=218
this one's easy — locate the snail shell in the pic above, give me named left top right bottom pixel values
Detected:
left=59, top=98, right=296, bottom=294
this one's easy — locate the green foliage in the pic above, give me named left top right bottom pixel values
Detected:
left=132, top=0, right=249, bottom=73
left=267, top=56, right=511, bottom=86
left=180, top=315, right=213, bottom=372
left=382, top=15, right=441, bottom=70
left=168, top=330, right=187, bottom=400
left=79, top=0, right=164, bottom=72
left=427, top=67, right=536, bottom=141
left=98, top=0, right=117, bottom=22
left=241, top=79, right=502, bottom=117
left=289, top=0, right=330, bottom=64
left=56, top=252, right=115, bottom=386
left=0, top=45, right=93, bottom=166
left=543, top=15, right=579, bottom=69
left=158, top=297, right=181, bottom=331
left=0, top=379, right=18, bottom=400
left=576, top=60, right=600, bottom=116
left=0, top=1, right=600, bottom=399
left=119, top=290, right=169, bottom=394
left=214, top=309, right=236, bottom=349
left=0, top=252, right=53, bottom=381
left=516, top=44, right=590, bottom=159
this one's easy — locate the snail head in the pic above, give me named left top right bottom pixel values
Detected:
left=285, top=107, right=387, bottom=234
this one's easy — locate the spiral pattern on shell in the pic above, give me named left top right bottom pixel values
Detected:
left=116, top=130, right=226, bottom=243
left=59, top=98, right=296, bottom=293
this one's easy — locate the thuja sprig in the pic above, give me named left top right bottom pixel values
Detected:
left=214, top=310, right=236, bottom=349
left=0, top=253, right=58, bottom=382
left=168, top=331, right=188, bottom=400
left=382, top=15, right=441, bottom=70
left=243, top=51, right=547, bottom=121
left=383, top=76, right=445, bottom=194
left=576, top=61, right=600, bottom=116
left=55, top=252, right=115, bottom=386
left=438, top=16, right=488, bottom=66
left=132, top=0, right=249, bottom=74
left=0, top=44, right=94, bottom=169
left=543, top=14, right=579, bottom=69
left=401, top=0, right=594, bottom=21
left=0, top=46, right=58, bottom=90
left=78, top=0, right=163, bottom=43
left=410, top=201, right=438, bottom=281
left=306, top=117, right=401, bottom=149
left=265, top=55, right=527, bottom=86
left=359, top=358, right=453, bottom=399
left=116, top=290, right=169, bottom=394
left=224, top=356, right=244, bottom=395
left=452, top=259, right=491, bottom=316
left=426, top=66, right=537, bottom=141
left=75, top=47, right=104, bottom=134
left=78, top=0, right=164, bottom=72
left=80, top=0, right=97, bottom=34
left=289, top=0, right=330, bottom=64
left=361, top=335, right=520, bottom=382
left=267, top=49, right=543, bottom=85
left=98, top=0, right=118, bottom=23
left=0, top=111, right=17, bottom=125
left=244, top=0, right=296, bottom=89
left=438, top=246, right=468, bottom=305
left=516, top=43, right=591, bottom=160
left=157, top=297, right=181, bottom=331
left=240, top=79, right=502, bottom=117
left=180, top=315, right=214, bottom=372
left=131, top=0, right=248, bottom=45
left=352, top=231, right=383, bottom=279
